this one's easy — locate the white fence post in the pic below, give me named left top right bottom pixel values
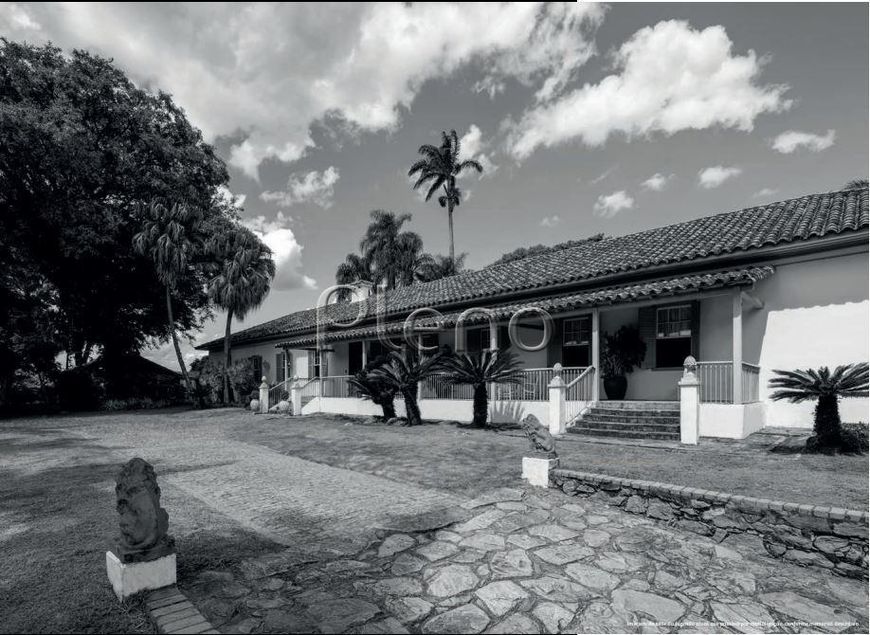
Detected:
left=290, top=376, right=302, bottom=416
left=258, top=375, right=269, bottom=414
left=679, top=357, right=700, bottom=445
left=548, top=363, right=567, bottom=435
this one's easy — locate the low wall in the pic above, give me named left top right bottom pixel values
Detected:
left=551, top=468, right=869, bottom=580
left=699, top=402, right=766, bottom=439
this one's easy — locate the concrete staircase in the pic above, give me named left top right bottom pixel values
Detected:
left=567, top=401, right=680, bottom=441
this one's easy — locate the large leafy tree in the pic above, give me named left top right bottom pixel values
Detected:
left=443, top=349, right=523, bottom=428
left=843, top=178, right=868, bottom=189
left=0, top=40, right=228, bottom=398
left=417, top=253, right=467, bottom=283
left=206, top=225, right=276, bottom=403
left=359, top=210, right=427, bottom=290
left=769, top=363, right=868, bottom=453
left=409, top=130, right=483, bottom=262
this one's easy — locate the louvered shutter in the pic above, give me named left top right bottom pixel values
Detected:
left=307, top=352, right=315, bottom=378
left=638, top=306, right=657, bottom=369
left=690, top=300, right=700, bottom=359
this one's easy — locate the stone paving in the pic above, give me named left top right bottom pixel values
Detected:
left=183, top=487, right=869, bottom=634
left=3, top=411, right=868, bottom=633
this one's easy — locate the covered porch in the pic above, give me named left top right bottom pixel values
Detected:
left=271, top=266, right=771, bottom=439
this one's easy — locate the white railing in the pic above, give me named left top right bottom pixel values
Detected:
left=322, top=375, right=353, bottom=398
left=697, top=361, right=760, bottom=404
left=421, top=367, right=587, bottom=402
left=299, top=377, right=320, bottom=400
left=741, top=362, right=760, bottom=403
left=697, top=361, right=733, bottom=404
left=564, top=366, right=595, bottom=425
left=421, top=375, right=474, bottom=400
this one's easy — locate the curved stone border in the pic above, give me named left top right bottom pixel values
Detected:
left=551, top=468, right=869, bottom=580
left=146, top=586, right=218, bottom=634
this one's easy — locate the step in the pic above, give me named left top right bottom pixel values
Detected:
left=585, top=411, right=680, bottom=424
left=567, top=427, right=680, bottom=441
left=595, top=400, right=679, bottom=411
left=573, top=421, right=679, bottom=433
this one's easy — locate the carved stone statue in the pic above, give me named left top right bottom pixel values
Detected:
left=521, top=415, right=557, bottom=459
left=114, top=458, right=175, bottom=563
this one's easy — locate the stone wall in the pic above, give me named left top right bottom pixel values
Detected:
left=551, top=468, right=869, bottom=580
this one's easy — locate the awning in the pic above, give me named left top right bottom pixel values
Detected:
left=277, top=266, right=774, bottom=348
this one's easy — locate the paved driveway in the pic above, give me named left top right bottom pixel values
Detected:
left=1, top=409, right=867, bottom=633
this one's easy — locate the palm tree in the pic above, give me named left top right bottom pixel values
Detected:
left=207, top=225, right=276, bottom=403
left=443, top=349, right=523, bottom=428
left=417, top=253, right=467, bottom=283
left=348, top=357, right=397, bottom=420
left=360, top=210, right=426, bottom=290
left=133, top=201, right=200, bottom=394
left=369, top=347, right=445, bottom=426
left=769, top=363, right=868, bottom=451
left=843, top=179, right=868, bottom=189
left=335, top=252, right=374, bottom=301
left=409, top=130, right=483, bottom=262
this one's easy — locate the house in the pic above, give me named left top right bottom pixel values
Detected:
left=197, top=186, right=869, bottom=438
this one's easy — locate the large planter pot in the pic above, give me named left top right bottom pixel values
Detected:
left=603, top=375, right=628, bottom=400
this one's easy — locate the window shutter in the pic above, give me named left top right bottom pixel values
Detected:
left=307, top=352, right=315, bottom=378
left=322, top=352, right=329, bottom=377
left=275, top=353, right=284, bottom=382
left=690, top=300, right=700, bottom=359
left=638, top=306, right=657, bottom=369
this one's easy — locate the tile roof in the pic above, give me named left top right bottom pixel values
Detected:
left=278, top=266, right=775, bottom=348
left=198, top=187, right=867, bottom=350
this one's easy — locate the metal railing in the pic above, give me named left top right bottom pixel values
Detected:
left=741, top=362, right=760, bottom=403
left=421, top=375, right=474, bottom=400
left=322, top=375, right=353, bottom=398
left=420, top=367, right=587, bottom=402
left=697, top=361, right=760, bottom=404
left=564, top=366, right=595, bottom=425
left=268, top=378, right=292, bottom=406
left=299, top=377, right=320, bottom=400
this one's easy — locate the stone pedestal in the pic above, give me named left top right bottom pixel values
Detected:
left=679, top=359, right=700, bottom=445
left=522, top=456, right=559, bottom=488
left=106, top=550, right=176, bottom=600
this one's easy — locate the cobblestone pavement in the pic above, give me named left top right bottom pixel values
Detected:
left=3, top=411, right=868, bottom=633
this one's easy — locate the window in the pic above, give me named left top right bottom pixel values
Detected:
left=561, top=317, right=591, bottom=367
left=465, top=326, right=491, bottom=352
left=656, top=305, right=692, bottom=367
left=420, top=333, right=439, bottom=350
left=308, top=349, right=323, bottom=378
left=275, top=352, right=287, bottom=383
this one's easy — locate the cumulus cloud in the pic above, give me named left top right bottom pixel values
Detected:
left=243, top=213, right=316, bottom=290
left=589, top=167, right=615, bottom=185
left=594, top=191, right=635, bottom=218
left=641, top=173, right=673, bottom=191
left=753, top=187, right=779, bottom=199
left=2, top=3, right=604, bottom=179
left=260, top=166, right=339, bottom=209
left=770, top=129, right=835, bottom=154
left=540, top=214, right=561, bottom=227
left=505, top=20, right=790, bottom=160
left=698, top=165, right=742, bottom=189
left=458, top=125, right=498, bottom=176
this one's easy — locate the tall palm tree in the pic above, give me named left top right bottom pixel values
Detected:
left=360, top=210, right=425, bottom=290
left=133, top=201, right=198, bottom=394
left=443, top=349, right=523, bottom=428
left=409, top=130, right=483, bottom=262
left=417, top=253, right=467, bottom=283
left=207, top=225, right=275, bottom=403
left=769, top=363, right=868, bottom=450
left=843, top=178, right=868, bottom=189
left=370, top=347, right=445, bottom=426
left=335, top=252, right=374, bottom=301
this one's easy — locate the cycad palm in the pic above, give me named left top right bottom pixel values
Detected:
left=409, top=130, right=483, bottom=262
left=133, top=201, right=198, bottom=394
left=443, top=349, right=523, bottom=428
left=769, top=363, right=868, bottom=449
left=207, top=226, right=275, bottom=403
left=369, top=348, right=445, bottom=426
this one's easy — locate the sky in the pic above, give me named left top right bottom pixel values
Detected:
left=1, top=2, right=867, bottom=370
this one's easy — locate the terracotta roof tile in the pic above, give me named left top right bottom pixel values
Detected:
left=198, top=187, right=867, bottom=350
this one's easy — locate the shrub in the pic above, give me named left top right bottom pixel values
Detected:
left=227, top=358, right=261, bottom=405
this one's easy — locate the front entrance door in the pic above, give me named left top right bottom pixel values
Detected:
left=349, top=341, right=363, bottom=374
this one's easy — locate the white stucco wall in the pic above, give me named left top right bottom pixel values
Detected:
left=209, top=340, right=310, bottom=383
left=747, top=249, right=869, bottom=427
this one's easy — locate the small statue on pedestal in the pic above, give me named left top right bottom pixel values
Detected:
left=114, top=458, right=175, bottom=563
left=521, top=414, right=558, bottom=459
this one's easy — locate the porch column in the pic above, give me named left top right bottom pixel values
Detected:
left=732, top=289, right=743, bottom=404
left=591, top=308, right=600, bottom=402
left=361, top=340, right=367, bottom=368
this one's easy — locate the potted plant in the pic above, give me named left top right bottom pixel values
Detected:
left=600, top=325, right=647, bottom=400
